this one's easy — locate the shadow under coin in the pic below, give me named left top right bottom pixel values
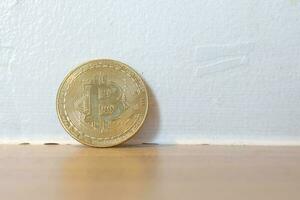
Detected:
left=59, top=146, right=161, bottom=200
left=127, top=82, right=160, bottom=144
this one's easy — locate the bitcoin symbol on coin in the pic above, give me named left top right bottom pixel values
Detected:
left=75, top=74, right=128, bottom=133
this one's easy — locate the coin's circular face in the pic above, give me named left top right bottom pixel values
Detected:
left=56, top=59, right=148, bottom=147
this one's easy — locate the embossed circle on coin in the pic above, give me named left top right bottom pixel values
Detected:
left=56, top=59, right=148, bottom=147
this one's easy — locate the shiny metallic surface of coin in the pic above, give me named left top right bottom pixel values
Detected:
left=56, top=59, right=148, bottom=147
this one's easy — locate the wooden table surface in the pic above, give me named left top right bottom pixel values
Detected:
left=0, top=144, right=299, bottom=200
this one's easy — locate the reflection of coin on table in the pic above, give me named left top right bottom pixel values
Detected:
left=56, top=59, right=148, bottom=147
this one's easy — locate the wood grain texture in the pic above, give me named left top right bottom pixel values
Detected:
left=0, top=144, right=300, bottom=200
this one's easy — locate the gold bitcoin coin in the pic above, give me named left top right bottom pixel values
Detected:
left=56, top=59, right=148, bottom=147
